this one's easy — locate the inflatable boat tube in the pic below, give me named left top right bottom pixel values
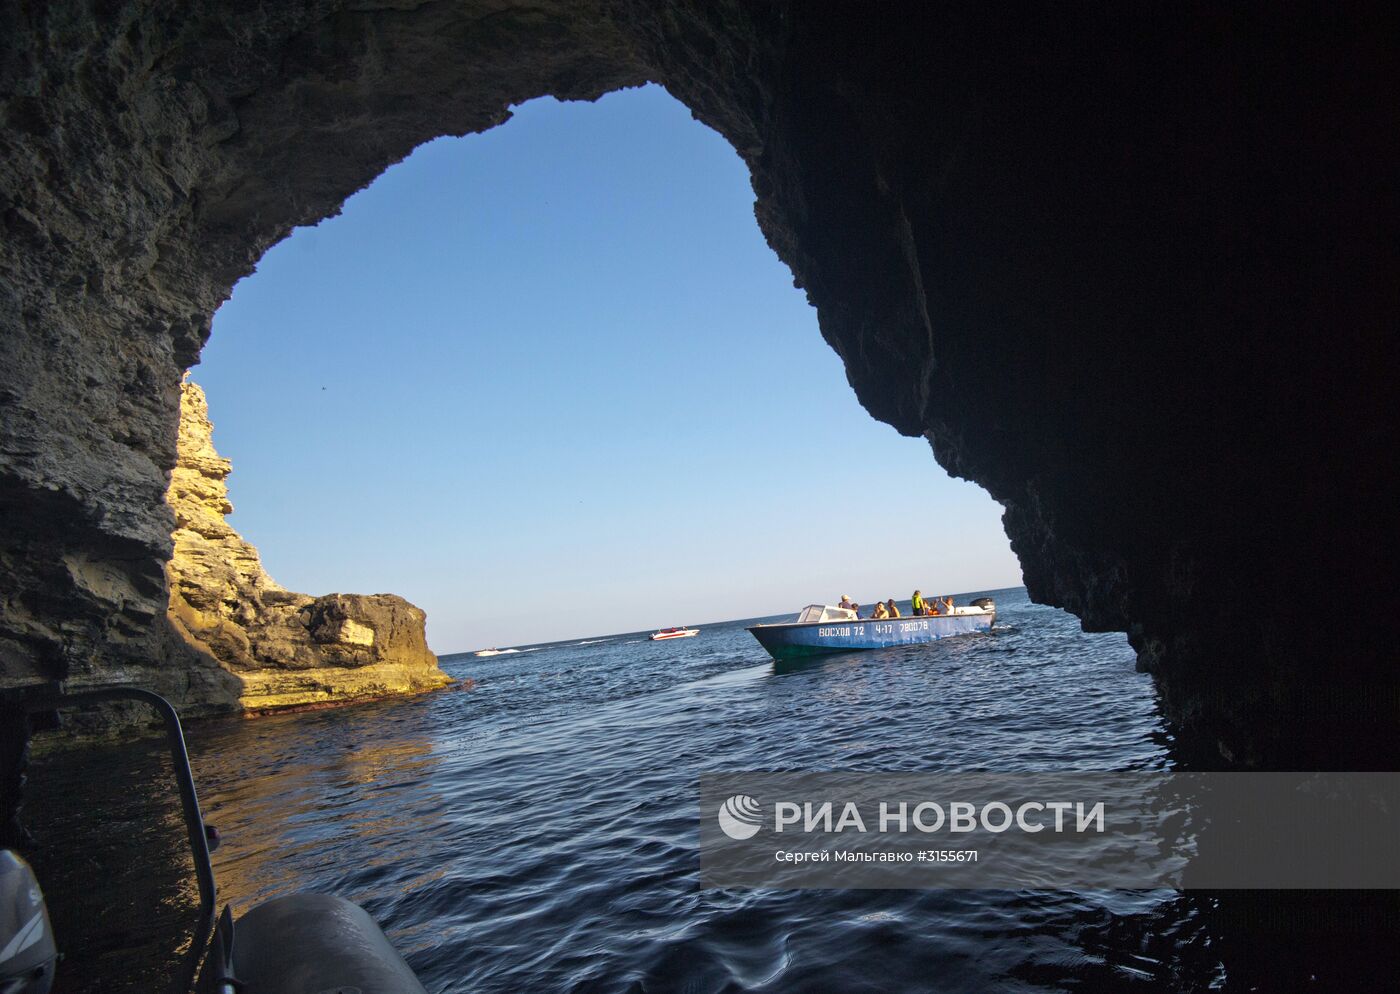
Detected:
left=231, top=893, right=426, bottom=994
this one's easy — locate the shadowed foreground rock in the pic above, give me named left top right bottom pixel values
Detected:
left=166, top=381, right=450, bottom=710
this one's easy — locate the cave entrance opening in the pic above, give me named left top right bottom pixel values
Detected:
left=186, top=84, right=1020, bottom=658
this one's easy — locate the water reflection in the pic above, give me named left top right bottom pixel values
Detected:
left=191, top=705, right=448, bottom=913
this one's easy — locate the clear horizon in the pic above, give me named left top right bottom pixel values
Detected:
left=195, top=84, right=1022, bottom=651
left=440, top=582, right=1027, bottom=655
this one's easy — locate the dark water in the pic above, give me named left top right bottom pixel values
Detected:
left=29, top=588, right=1240, bottom=991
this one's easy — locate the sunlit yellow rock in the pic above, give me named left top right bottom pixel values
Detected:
left=165, top=380, right=452, bottom=712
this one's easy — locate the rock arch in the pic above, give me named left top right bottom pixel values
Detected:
left=1, top=2, right=1395, bottom=770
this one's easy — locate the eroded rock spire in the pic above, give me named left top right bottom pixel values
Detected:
left=165, top=379, right=452, bottom=711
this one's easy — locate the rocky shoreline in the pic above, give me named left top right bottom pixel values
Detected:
left=164, top=380, right=452, bottom=713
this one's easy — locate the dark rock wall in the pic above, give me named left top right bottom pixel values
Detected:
left=2, top=3, right=1395, bottom=765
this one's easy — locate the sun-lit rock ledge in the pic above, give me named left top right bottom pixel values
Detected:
left=166, top=380, right=452, bottom=711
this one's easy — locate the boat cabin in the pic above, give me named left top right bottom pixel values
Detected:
left=795, top=605, right=860, bottom=624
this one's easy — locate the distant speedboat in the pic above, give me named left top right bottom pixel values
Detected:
left=649, top=627, right=699, bottom=641
left=474, top=647, right=520, bottom=657
left=747, top=599, right=995, bottom=661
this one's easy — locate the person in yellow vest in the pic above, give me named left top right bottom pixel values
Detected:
left=911, top=590, right=926, bottom=616
left=886, top=598, right=900, bottom=618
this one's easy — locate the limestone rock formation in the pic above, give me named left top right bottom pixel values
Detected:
left=165, top=380, right=451, bottom=710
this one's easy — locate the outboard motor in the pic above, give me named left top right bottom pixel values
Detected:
left=970, top=597, right=995, bottom=611
left=0, top=849, right=56, bottom=994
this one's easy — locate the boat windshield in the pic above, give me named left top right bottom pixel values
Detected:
left=796, top=605, right=858, bottom=624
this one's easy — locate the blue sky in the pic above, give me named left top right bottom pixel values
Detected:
left=195, top=84, right=1021, bottom=651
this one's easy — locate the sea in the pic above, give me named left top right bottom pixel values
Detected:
left=27, top=587, right=1236, bottom=992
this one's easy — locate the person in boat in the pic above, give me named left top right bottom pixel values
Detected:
left=943, top=596, right=954, bottom=613
left=911, top=590, right=926, bottom=616
left=872, top=601, right=889, bottom=620
left=839, top=594, right=854, bottom=611
left=886, top=598, right=900, bottom=618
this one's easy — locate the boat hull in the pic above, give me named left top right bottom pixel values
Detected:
left=746, top=611, right=994, bottom=661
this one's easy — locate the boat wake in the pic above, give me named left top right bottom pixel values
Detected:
left=575, top=638, right=614, bottom=646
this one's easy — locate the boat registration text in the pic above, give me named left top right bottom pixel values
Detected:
left=817, top=621, right=931, bottom=638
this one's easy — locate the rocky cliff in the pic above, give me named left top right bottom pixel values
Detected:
left=165, top=380, right=451, bottom=711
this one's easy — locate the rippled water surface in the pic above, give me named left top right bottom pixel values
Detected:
left=31, top=588, right=1241, bottom=991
